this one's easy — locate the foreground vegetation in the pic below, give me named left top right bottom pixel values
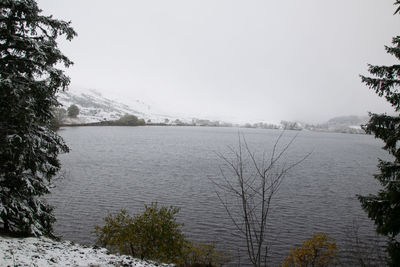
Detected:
left=93, top=203, right=390, bottom=267
left=94, top=203, right=230, bottom=266
left=0, top=0, right=75, bottom=236
left=282, top=233, right=338, bottom=267
left=356, top=2, right=400, bottom=266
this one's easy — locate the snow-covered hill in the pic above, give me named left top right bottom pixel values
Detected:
left=57, top=88, right=189, bottom=125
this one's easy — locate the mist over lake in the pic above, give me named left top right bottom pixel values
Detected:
left=49, top=126, right=387, bottom=265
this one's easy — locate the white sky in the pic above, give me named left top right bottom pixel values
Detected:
left=37, top=0, right=400, bottom=123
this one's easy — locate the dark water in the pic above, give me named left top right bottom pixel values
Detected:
left=48, top=126, right=388, bottom=266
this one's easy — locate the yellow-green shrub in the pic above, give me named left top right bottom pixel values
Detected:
left=281, top=232, right=338, bottom=267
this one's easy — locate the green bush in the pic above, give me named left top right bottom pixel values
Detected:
left=95, top=204, right=231, bottom=266
left=94, top=203, right=185, bottom=263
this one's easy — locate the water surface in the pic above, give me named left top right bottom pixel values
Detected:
left=49, top=126, right=388, bottom=265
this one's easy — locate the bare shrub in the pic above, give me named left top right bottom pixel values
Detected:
left=212, top=132, right=310, bottom=266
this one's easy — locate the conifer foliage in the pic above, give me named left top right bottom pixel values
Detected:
left=0, top=0, right=76, bottom=236
left=358, top=2, right=400, bottom=265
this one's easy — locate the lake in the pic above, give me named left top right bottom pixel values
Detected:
left=48, top=126, right=388, bottom=266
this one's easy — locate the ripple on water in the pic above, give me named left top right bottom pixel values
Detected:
left=48, top=127, right=389, bottom=266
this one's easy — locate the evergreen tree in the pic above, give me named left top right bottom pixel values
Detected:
left=358, top=2, right=400, bottom=265
left=0, top=0, right=76, bottom=236
left=67, top=104, right=79, bottom=118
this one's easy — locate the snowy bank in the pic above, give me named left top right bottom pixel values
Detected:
left=0, top=235, right=173, bottom=267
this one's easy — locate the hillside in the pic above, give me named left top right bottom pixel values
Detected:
left=302, top=115, right=368, bottom=134
left=57, top=88, right=187, bottom=125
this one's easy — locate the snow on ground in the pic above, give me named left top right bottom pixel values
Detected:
left=0, top=235, right=173, bottom=267
left=349, top=125, right=362, bottom=130
left=57, top=88, right=192, bottom=124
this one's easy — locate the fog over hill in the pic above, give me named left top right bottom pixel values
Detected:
left=300, top=115, right=369, bottom=134
left=57, top=88, right=369, bottom=134
left=327, top=115, right=369, bottom=126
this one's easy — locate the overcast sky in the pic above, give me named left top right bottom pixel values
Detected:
left=37, top=0, right=399, bottom=123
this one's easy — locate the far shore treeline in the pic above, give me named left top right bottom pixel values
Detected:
left=63, top=114, right=146, bottom=127
left=60, top=113, right=367, bottom=135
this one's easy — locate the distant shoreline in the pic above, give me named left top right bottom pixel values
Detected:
left=59, top=122, right=367, bottom=135
left=60, top=123, right=227, bottom=128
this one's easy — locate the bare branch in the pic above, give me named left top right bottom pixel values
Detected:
left=213, top=131, right=310, bottom=266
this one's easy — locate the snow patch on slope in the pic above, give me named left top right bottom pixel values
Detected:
left=0, top=235, right=173, bottom=267
left=58, top=88, right=190, bottom=124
